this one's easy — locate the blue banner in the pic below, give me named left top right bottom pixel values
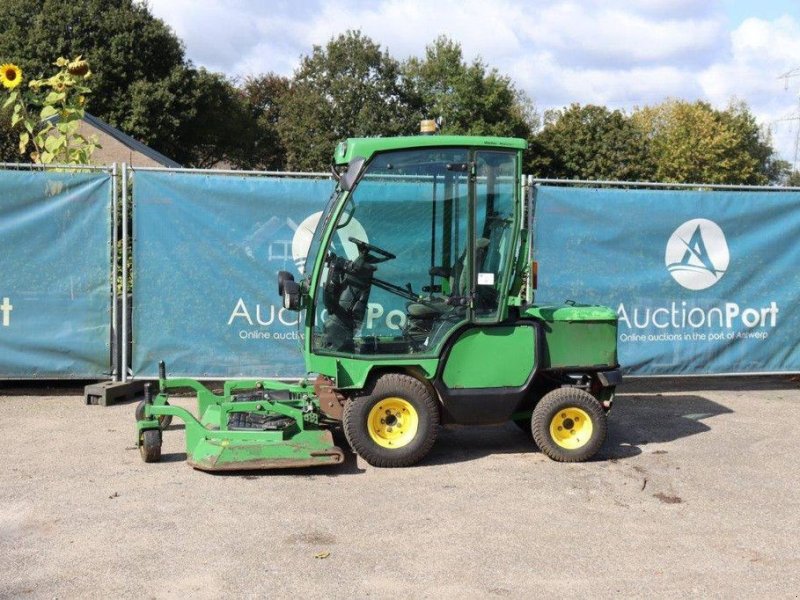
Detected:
left=132, top=172, right=334, bottom=377
left=533, top=185, right=800, bottom=375
left=0, top=169, right=112, bottom=377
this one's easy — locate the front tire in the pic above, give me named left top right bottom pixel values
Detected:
left=532, top=387, right=607, bottom=462
left=343, top=373, right=439, bottom=468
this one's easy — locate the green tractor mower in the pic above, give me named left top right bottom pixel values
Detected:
left=136, top=134, right=621, bottom=471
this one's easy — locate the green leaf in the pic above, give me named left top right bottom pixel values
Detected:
left=11, top=112, right=22, bottom=127
left=44, top=135, right=65, bottom=153
left=23, top=119, right=34, bottom=134
left=40, top=105, right=59, bottom=121
left=2, top=91, right=17, bottom=108
left=18, top=132, right=29, bottom=154
left=40, top=151, right=54, bottom=164
left=45, top=91, right=67, bottom=104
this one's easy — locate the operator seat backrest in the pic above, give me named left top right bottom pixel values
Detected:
left=452, top=237, right=489, bottom=295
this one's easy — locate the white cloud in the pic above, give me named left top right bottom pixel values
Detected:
left=699, top=16, right=800, bottom=164
left=517, top=3, right=726, bottom=69
left=145, top=0, right=800, bottom=163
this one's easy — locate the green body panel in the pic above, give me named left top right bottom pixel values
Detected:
left=524, top=305, right=618, bottom=369
left=307, top=352, right=438, bottom=389
left=334, top=135, right=527, bottom=165
left=442, top=326, right=535, bottom=388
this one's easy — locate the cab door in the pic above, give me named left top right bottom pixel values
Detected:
left=434, top=150, right=537, bottom=425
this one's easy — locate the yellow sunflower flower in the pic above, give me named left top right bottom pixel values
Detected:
left=0, top=63, right=22, bottom=89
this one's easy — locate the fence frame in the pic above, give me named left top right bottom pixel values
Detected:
left=3, top=162, right=799, bottom=381
left=529, top=177, right=800, bottom=378
left=121, top=163, right=330, bottom=382
left=0, top=161, right=117, bottom=379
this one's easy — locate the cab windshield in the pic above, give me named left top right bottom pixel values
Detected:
left=311, top=147, right=517, bottom=356
left=303, top=187, right=340, bottom=276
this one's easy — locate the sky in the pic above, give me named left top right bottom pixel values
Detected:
left=146, top=0, right=800, bottom=166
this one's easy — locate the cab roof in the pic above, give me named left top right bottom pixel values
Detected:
left=334, top=135, right=528, bottom=165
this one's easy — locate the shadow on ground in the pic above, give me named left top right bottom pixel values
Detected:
left=426, top=392, right=733, bottom=465
left=598, top=393, right=733, bottom=460
left=622, top=374, right=799, bottom=393
left=143, top=392, right=735, bottom=474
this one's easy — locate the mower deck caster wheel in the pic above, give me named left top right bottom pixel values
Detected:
left=139, top=429, right=162, bottom=463
left=135, top=400, right=172, bottom=429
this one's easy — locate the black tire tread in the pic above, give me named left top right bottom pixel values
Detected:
left=532, top=387, right=607, bottom=463
left=139, top=429, right=162, bottom=463
left=343, top=373, right=439, bottom=468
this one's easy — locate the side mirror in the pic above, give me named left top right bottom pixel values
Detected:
left=282, top=280, right=301, bottom=310
left=278, top=271, right=294, bottom=297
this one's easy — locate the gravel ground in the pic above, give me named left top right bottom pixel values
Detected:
left=1, top=376, right=799, bottom=599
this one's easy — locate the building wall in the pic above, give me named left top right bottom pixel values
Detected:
left=78, top=121, right=168, bottom=168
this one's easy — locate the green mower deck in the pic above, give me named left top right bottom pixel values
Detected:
left=135, top=374, right=344, bottom=472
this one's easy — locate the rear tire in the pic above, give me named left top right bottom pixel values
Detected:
left=532, top=387, right=607, bottom=462
left=343, top=373, right=439, bottom=468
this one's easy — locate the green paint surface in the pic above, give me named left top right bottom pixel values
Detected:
left=443, top=326, right=535, bottom=388
left=525, top=305, right=618, bottom=368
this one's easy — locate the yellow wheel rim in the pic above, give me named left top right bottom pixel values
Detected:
left=549, top=407, right=593, bottom=450
left=367, top=397, right=419, bottom=449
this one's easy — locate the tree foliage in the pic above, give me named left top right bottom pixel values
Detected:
left=278, top=31, right=416, bottom=171
left=530, top=104, right=655, bottom=181
left=238, top=73, right=290, bottom=170
left=0, top=3, right=788, bottom=178
left=0, top=0, right=251, bottom=166
left=631, top=99, right=780, bottom=185
left=403, top=36, right=536, bottom=139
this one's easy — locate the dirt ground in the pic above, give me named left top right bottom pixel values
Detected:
left=1, top=376, right=799, bottom=599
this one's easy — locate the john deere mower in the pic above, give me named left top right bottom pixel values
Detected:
left=136, top=133, right=621, bottom=471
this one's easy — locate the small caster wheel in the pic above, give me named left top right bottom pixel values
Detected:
left=135, top=399, right=172, bottom=429
left=139, top=429, right=162, bottom=463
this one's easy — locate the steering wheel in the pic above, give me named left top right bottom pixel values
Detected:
left=348, top=236, right=396, bottom=262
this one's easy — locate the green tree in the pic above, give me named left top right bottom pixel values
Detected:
left=0, top=0, right=253, bottom=166
left=278, top=31, right=417, bottom=171
left=529, top=104, right=655, bottom=181
left=238, top=73, right=290, bottom=170
left=785, top=169, right=800, bottom=186
left=717, top=99, right=785, bottom=184
left=0, top=107, right=16, bottom=161
left=125, top=68, right=253, bottom=168
left=403, top=36, right=535, bottom=139
left=632, top=99, right=780, bottom=185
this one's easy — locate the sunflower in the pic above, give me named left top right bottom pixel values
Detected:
left=0, top=63, right=22, bottom=89
left=67, top=57, right=90, bottom=78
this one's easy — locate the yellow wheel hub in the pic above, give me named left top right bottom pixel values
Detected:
left=549, top=407, right=593, bottom=450
left=367, top=397, right=419, bottom=449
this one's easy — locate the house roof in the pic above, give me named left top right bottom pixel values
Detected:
left=82, top=113, right=182, bottom=168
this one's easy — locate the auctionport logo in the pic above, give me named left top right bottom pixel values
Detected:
left=665, top=219, right=729, bottom=291
left=291, top=211, right=367, bottom=273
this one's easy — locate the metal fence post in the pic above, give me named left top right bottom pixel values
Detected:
left=121, top=163, right=129, bottom=383
left=110, top=163, right=119, bottom=381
